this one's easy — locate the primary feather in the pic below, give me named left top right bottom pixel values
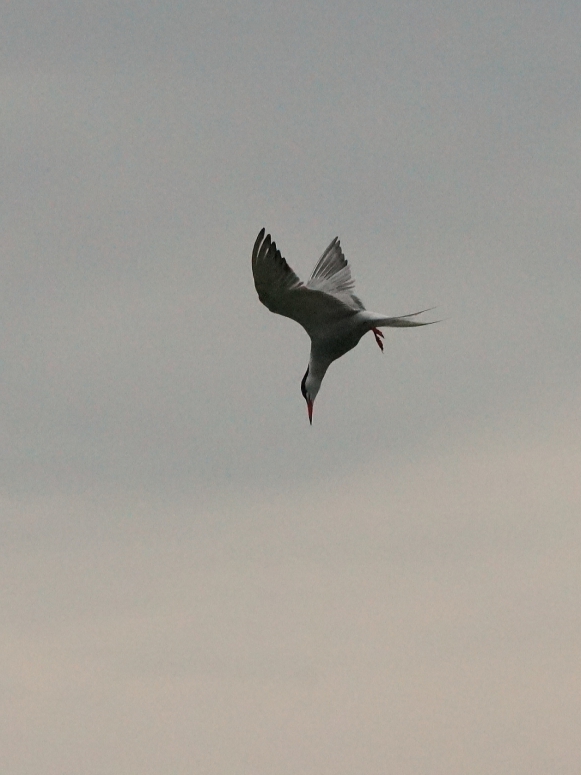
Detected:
left=306, top=237, right=365, bottom=310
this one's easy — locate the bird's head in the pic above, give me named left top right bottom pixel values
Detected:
left=300, top=367, right=320, bottom=425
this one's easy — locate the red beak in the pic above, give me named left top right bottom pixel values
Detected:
left=307, top=399, right=313, bottom=425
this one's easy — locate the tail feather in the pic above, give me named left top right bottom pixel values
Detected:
left=372, top=308, right=439, bottom=328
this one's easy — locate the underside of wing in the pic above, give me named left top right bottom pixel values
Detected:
left=252, top=229, right=304, bottom=311
left=306, top=237, right=365, bottom=311
left=252, top=229, right=359, bottom=332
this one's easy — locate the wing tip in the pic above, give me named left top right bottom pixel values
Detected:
left=253, top=227, right=269, bottom=262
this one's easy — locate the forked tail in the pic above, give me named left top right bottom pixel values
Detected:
left=370, top=308, right=438, bottom=328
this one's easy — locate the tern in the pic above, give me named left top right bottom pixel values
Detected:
left=252, top=228, right=434, bottom=424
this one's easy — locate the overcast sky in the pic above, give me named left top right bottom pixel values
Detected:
left=1, top=1, right=581, bottom=773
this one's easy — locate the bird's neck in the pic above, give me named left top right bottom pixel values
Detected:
left=306, top=354, right=332, bottom=395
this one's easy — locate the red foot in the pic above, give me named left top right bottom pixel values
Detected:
left=372, top=327, right=384, bottom=352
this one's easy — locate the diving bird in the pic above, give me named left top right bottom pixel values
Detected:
left=252, top=228, right=434, bottom=424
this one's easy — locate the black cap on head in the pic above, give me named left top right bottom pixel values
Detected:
left=300, top=367, right=314, bottom=424
left=300, top=368, right=309, bottom=400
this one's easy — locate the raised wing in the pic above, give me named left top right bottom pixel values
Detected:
left=252, top=228, right=303, bottom=305
left=252, top=229, right=359, bottom=334
left=306, top=237, right=364, bottom=311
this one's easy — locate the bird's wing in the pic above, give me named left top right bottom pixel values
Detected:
left=306, top=237, right=365, bottom=311
left=252, top=228, right=303, bottom=302
left=252, top=229, right=358, bottom=333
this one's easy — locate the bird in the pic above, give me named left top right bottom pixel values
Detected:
left=252, top=228, right=435, bottom=424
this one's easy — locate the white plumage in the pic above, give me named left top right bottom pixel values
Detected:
left=252, top=228, right=434, bottom=423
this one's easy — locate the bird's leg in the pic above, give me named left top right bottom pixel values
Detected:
left=372, top=327, right=384, bottom=352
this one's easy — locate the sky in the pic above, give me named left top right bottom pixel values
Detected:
left=1, top=1, right=580, bottom=772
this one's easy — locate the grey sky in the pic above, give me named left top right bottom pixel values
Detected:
left=1, top=1, right=580, bottom=773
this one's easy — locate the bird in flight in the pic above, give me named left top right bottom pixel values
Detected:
left=252, top=228, right=434, bottom=424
